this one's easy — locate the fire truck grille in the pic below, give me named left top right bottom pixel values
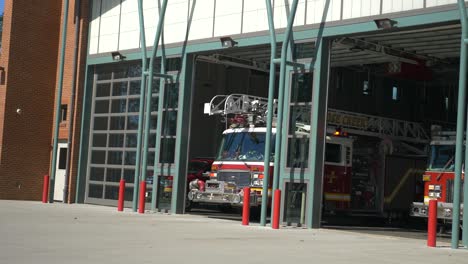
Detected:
left=216, top=171, right=251, bottom=188
left=446, top=179, right=464, bottom=203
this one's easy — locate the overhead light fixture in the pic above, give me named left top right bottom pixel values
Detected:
left=349, top=45, right=364, bottom=52
left=374, top=18, right=398, bottom=29
left=220, top=37, right=238, bottom=48
left=111, top=51, right=126, bottom=61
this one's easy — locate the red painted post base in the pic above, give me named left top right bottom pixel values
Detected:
left=242, top=187, right=251, bottom=226
left=118, top=179, right=125, bottom=212
left=42, top=175, right=50, bottom=203
left=138, top=181, right=147, bottom=214
left=272, top=189, right=281, bottom=229
left=427, top=199, right=438, bottom=247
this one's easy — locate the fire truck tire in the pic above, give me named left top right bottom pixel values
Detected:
left=218, top=204, right=234, bottom=213
left=185, top=199, right=193, bottom=212
left=250, top=207, right=261, bottom=221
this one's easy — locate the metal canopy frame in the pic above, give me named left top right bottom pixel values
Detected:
left=133, top=0, right=197, bottom=213
left=452, top=0, right=468, bottom=250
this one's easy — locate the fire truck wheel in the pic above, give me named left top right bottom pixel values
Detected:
left=185, top=199, right=193, bottom=212
left=218, top=204, right=234, bottom=213
left=250, top=207, right=261, bottom=221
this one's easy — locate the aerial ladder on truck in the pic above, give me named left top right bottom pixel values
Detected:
left=204, top=94, right=430, bottom=147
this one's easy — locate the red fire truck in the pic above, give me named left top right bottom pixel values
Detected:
left=410, top=127, right=464, bottom=222
left=188, top=94, right=428, bottom=219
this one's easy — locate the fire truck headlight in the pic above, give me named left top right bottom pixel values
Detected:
left=443, top=208, right=452, bottom=218
left=420, top=208, right=427, bottom=215
left=252, top=179, right=263, bottom=187
left=188, top=191, right=194, bottom=200
left=233, top=194, right=241, bottom=203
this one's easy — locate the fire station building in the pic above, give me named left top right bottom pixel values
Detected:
left=0, top=0, right=467, bottom=229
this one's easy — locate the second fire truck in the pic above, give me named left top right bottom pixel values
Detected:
left=410, top=126, right=464, bottom=223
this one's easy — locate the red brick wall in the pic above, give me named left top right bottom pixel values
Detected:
left=0, top=0, right=89, bottom=201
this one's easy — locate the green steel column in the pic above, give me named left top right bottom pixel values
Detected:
left=170, top=54, right=196, bottom=214
left=452, top=0, right=468, bottom=249
left=150, top=42, right=167, bottom=212
left=168, top=1, right=197, bottom=213
left=49, top=0, right=71, bottom=203
left=271, top=0, right=300, bottom=223
left=133, top=0, right=150, bottom=212
left=261, top=0, right=277, bottom=226
left=141, top=0, right=168, bottom=208
left=459, top=0, right=468, bottom=248
left=306, top=39, right=331, bottom=228
left=75, top=66, right=92, bottom=203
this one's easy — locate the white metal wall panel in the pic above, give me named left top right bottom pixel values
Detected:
left=274, top=0, right=306, bottom=29
left=188, top=0, right=214, bottom=40
left=214, top=0, right=243, bottom=37
left=242, top=0, right=269, bottom=33
left=143, top=6, right=159, bottom=47
left=382, top=0, right=424, bottom=14
left=99, top=33, right=119, bottom=53
left=426, top=0, right=458, bottom=7
left=98, top=0, right=120, bottom=53
left=342, top=0, right=380, bottom=19
left=164, top=0, right=189, bottom=44
left=89, top=0, right=468, bottom=54
left=119, top=0, right=140, bottom=50
left=89, top=0, right=102, bottom=54
left=101, top=0, right=121, bottom=17
left=307, top=0, right=341, bottom=23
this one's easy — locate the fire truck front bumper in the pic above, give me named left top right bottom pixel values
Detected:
left=410, top=202, right=464, bottom=220
left=187, top=190, right=260, bottom=206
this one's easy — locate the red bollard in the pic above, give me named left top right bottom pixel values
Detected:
left=272, top=189, right=281, bottom=229
left=427, top=199, right=438, bottom=247
left=138, top=181, right=146, bottom=214
left=242, top=187, right=250, bottom=226
left=42, top=175, right=49, bottom=203
left=118, top=179, right=125, bottom=212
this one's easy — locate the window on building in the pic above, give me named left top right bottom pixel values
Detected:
left=58, top=147, right=67, bottom=170
left=60, top=104, right=68, bottom=122
left=392, top=86, right=399, bottom=101
left=445, top=96, right=449, bottom=111
left=363, top=80, right=370, bottom=95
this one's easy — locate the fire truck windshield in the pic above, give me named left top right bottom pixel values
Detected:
left=216, top=132, right=275, bottom=161
left=428, top=145, right=455, bottom=171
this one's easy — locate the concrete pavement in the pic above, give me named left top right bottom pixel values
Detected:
left=0, top=200, right=466, bottom=264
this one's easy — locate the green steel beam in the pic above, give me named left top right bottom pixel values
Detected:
left=306, top=39, right=331, bottom=228
left=169, top=53, right=190, bottom=214
left=305, top=0, right=331, bottom=228
left=49, top=0, right=70, bottom=203
left=452, top=0, right=468, bottom=249
left=169, top=0, right=197, bottom=214
left=75, top=66, right=93, bottom=203
left=140, top=0, right=169, bottom=213
left=271, top=0, right=300, bottom=226
left=261, top=0, right=277, bottom=227
left=459, top=0, right=468, bottom=248
left=272, top=58, right=305, bottom=68
left=150, top=37, right=167, bottom=212
left=133, top=0, right=150, bottom=212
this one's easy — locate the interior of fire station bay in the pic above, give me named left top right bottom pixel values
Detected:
left=74, top=0, right=468, bottom=236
